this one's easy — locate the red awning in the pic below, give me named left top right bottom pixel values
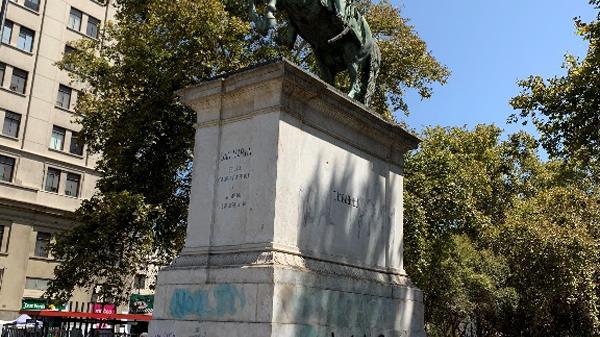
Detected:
left=19, top=310, right=152, bottom=322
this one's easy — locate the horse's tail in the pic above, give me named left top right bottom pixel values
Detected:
left=362, top=42, right=381, bottom=106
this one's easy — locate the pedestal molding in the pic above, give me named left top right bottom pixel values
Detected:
left=169, top=249, right=412, bottom=287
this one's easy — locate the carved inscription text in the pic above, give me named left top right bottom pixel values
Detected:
left=332, top=190, right=360, bottom=209
left=216, top=147, right=252, bottom=212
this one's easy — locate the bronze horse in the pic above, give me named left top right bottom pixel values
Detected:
left=249, top=0, right=381, bottom=106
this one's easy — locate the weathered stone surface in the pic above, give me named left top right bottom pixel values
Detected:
left=149, top=60, right=425, bottom=337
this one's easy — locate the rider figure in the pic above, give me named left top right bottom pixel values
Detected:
left=323, top=0, right=348, bottom=19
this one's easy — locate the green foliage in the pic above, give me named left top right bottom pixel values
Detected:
left=505, top=8, right=600, bottom=331
left=49, top=192, right=165, bottom=304
left=404, top=125, right=517, bottom=242
left=404, top=126, right=521, bottom=336
left=489, top=187, right=600, bottom=336
left=510, top=0, right=600, bottom=168
left=430, top=235, right=518, bottom=337
left=404, top=125, right=600, bottom=337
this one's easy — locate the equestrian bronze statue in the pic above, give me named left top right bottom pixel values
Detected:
left=249, top=0, right=381, bottom=106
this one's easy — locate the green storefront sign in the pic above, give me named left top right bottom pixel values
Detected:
left=21, top=298, right=47, bottom=310
left=21, top=298, right=66, bottom=311
left=129, top=294, right=154, bottom=314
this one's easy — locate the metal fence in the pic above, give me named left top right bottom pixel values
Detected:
left=1, top=324, right=144, bottom=337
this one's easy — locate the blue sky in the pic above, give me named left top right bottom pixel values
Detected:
left=393, top=0, right=597, bottom=137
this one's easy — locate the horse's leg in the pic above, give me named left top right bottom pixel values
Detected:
left=343, top=44, right=363, bottom=101
left=362, top=43, right=381, bottom=106
left=347, top=62, right=361, bottom=100
left=316, top=55, right=336, bottom=85
left=265, top=0, right=278, bottom=28
left=279, top=22, right=298, bottom=49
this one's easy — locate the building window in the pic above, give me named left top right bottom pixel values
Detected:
left=25, top=277, right=50, bottom=290
left=10, top=68, right=28, bottom=94
left=65, top=172, right=81, bottom=197
left=1, top=21, right=12, bottom=44
left=0, top=63, right=4, bottom=85
left=69, top=132, right=83, bottom=156
left=44, top=167, right=60, bottom=193
left=0, top=155, right=15, bottom=182
left=56, top=85, right=72, bottom=109
left=0, top=224, right=5, bottom=252
left=133, top=274, right=146, bottom=289
left=86, top=16, right=100, bottom=39
left=64, top=45, right=76, bottom=56
left=0, top=269, right=4, bottom=291
left=50, top=126, right=65, bottom=150
left=68, top=8, right=82, bottom=31
left=17, top=26, right=35, bottom=52
left=2, top=111, right=21, bottom=138
left=63, top=45, right=77, bottom=71
left=34, top=232, right=51, bottom=258
left=24, top=0, right=40, bottom=11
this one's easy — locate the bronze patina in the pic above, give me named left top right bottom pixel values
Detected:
left=249, top=0, right=381, bottom=106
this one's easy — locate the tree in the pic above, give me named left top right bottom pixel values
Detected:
left=49, top=192, right=160, bottom=303
left=47, top=0, right=448, bottom=302
left=404, top=125, right=600, bottom=337
left=510, top=0, right=600, bottom=168
left=403, top=125, right=524, bottom=337
left=434, top=234, right=518, bottom=337
left=508, top=3, right=600, bottom=331
left=489, top=187, right=600, bottom=337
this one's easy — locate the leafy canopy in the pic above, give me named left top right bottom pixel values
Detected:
left=510, top=0, right=600, bottom=168
left=490, top=187, right=600, bottom=336
left=404, top=125, right=600, bottom=337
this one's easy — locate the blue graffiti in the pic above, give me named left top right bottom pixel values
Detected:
left=169, top=284, right=246, bottom=319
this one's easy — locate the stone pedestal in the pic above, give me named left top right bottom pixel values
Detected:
left=148, top=60, right=425, bottom=337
